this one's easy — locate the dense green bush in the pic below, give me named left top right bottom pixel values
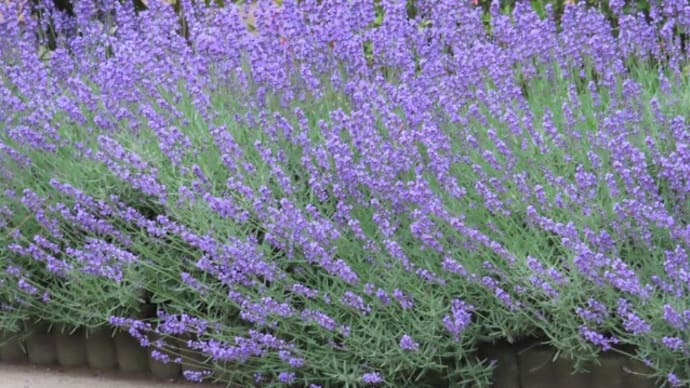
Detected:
left=4, top=0, right=690, bottom=387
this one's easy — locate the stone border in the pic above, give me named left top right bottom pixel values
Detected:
left=0, top=325, right=192, bottom=383
left=2, top=326, right=662, bottom=387
left=477, top=340, right=658, bottom=388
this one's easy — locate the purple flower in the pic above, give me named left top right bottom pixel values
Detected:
left=290, top=283, right=319, bottom=298
left=363, top=283, right=375, bottom=295
left=579, top=326, right=618, bottom=351
left=340, top=290, right=371, bottom=315
left=667, top=373, right=683, bottom=387
left=278, top=371, right=296, bottom=384
left=576, top=299, right=609, bottom=324
left=375, top=288, right=391, bottom=305
left=616, top=299, right=651, bottom=335
left=443, top=299, right=473, bottom=340
left=182, top=370, right=211, bottom=382
left=150, top=350, right=170, bottom=364
left=180, top=272, right=207, bottom=293
left=361, top=372, right=383, bottom=385
left=300, top=309, right=338, bottom=332
left=65, top=238, right=138, bottom=283
left=662, top=336, right=685, bottom=352
left=392, top=289, right=414, bottom=309
left=17, top=278, right=38, bottom=295
left=240, top=296, right=295, bottom=326
left=399, top=334, right=419, bottom=351
left=663, top=304, right=687, bottom=330
left=442, top=256, right=468, bottom=277
left=621, top=312, right=651, bottom=335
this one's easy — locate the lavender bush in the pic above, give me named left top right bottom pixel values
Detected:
left=2, top=0, right=690, bottom=386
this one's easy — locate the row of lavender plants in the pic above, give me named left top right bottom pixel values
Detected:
left=2, top=0, right=690, bottom=386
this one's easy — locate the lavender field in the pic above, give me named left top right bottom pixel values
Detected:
left=2, top=0, right=690, bottom=386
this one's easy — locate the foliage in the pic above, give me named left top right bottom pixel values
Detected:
left=2, top=0, right=690, bottom=387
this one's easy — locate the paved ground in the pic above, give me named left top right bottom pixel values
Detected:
left=0, top=364, right=207, bottom=388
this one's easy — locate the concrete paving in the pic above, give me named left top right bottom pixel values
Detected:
left=0, top=364, right=207, bottom=388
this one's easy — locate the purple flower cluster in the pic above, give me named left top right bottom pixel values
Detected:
left=361, top=372, right=383, bottom=385
left=579, top=325, right=619, bottom=352
left=399, top=334, right=419, bottom=351
left=65, top=238, right=138, bottom=283
left=443, top=299, right=474, bottom=341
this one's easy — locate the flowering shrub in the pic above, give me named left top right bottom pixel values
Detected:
left=2, top=0, right=690, bottom=387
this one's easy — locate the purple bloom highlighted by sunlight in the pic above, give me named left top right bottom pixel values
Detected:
left=278, top=371, right=296, bottom=384
left=182, top=370, right=211, bottom=382
left=667, top=373, right=682, bottom=387
left=65, top=238, right=138, bottom=283
left=443, top=299, right=474, bottom=340
left=17, top=278, right=38, bottom=295
left=579, top=326, right=619, bottom=352
left=399, top=334, right=419, bottom=351
left=150, top=350, right=170, bottom=364
left=361, top=372, right=383, bottom=385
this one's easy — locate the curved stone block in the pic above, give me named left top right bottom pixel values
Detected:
left=149, top=351, right=182, bottom=380
left=25, top=321, right=56, bottom=365
left=85, top=327, right=118, bottom=370
left=519, top=345, right=556, bottom=388
left=146, top=333, right=182, bottom=380
left=552, top=355, right=592, bottom=388
left=622, top=358, right=657, bottom=388
left=0, top=329, right=26, bottom=363
left=55, top=325, right=87, bottom=367
left=480, top=342, right=520, bottom=388
left=176, top=334, right=212, bottom=382
left=114, top=331, right=149, bottom=373
left=589, top=352, right=624, bottom=388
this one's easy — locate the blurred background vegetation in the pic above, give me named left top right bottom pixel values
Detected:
left=20, top=0, right=677, bottom=66
left=25, top=0, right=660, bottom=25
left=15, top=0, right=664, bottom=50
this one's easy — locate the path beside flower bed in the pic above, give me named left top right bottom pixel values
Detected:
left=0, top=363, right=210, bottom=388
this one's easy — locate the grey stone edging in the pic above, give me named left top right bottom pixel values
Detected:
left=0, top=326, right=196, bottom=382
left=479, top=341, right=658, bottom=388
left=2, top=327, right=662, bottom=387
